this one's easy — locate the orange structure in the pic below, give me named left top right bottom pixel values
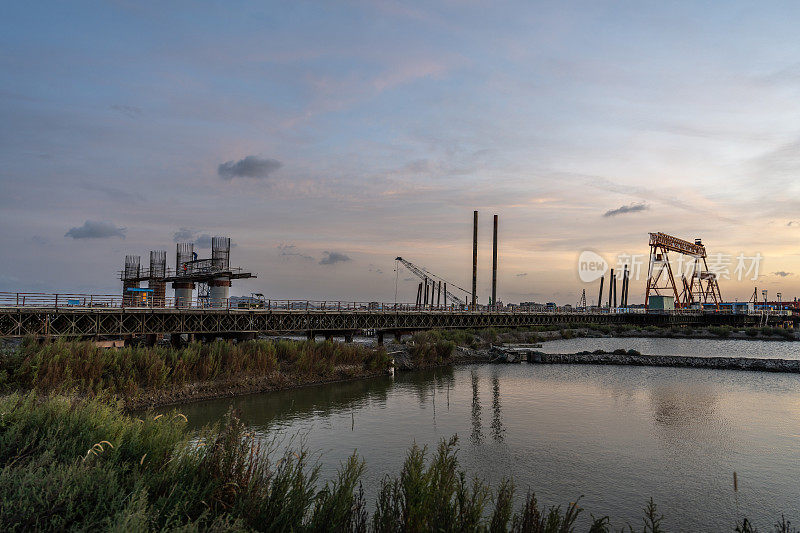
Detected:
left=645, top=232, right=722, bottom=310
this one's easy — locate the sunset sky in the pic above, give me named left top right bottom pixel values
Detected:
left=2, top=1, right=800, bottom=305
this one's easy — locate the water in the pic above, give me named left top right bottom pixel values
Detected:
left=540, top=336, right=800, bottom=360
left=168, top=348, right=800, bottom=530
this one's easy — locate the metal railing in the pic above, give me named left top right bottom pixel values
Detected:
left=0, top=292, right=658, bottom=314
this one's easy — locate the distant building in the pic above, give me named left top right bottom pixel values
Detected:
left=648, top=295, right=674, bottom=311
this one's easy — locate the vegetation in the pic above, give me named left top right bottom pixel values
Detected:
left=408, top=331, right=456, bottom=366
left=0, top=338, right=391, bottom=401
left=0, top=393, right=729, bottom=532
left=708, top=326, right=732, bottom=338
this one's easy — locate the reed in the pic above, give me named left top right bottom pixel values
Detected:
left=0, top=338, right=391, bottom=399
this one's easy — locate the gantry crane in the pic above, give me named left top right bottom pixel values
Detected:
left=395, top=257, right=470, bottom=307
left=645, top=232, right=722, bottom=310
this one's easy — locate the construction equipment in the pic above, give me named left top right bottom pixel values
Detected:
left=395, top=257, right=470, bottom=308
left=645, top=232, right=722, bottom=310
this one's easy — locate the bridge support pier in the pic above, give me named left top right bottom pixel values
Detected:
left=394, top=332, right=403, bottom=343
left=306, top=331, right=315, bottom=341
left=376, top=331, right=384, bottom=345
left=170, top=333, right=183, bottom=349
left=344, top=332, right=354, bottom=343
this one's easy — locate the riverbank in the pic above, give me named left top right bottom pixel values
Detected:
left=0, top=338, right=394, bottom=410
left=522, top=349, right=800, bottom=373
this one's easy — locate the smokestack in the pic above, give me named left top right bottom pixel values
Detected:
left=622, top=265, right=629, bottom=307
left=492, top=214, right=498, bottom=309
left=598, top=275, right=604, bottom=308
left=472, top=210, right=478, bottom=308
left=608, top=269, right=614, bottom=308
left=612, top=271, right=617, bottom=309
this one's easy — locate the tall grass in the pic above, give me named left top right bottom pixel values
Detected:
left=409, top=331, right=456, bottom=366
left=0, top=394, right=790, bottom=531
left=0, top=338, right=391, bottom=399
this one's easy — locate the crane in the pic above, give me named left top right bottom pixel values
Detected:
left=395, top=257, right=470, bottom=307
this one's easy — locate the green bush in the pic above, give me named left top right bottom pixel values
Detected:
left=409, top=332, right=455, bottom=366
left=0, top=394, right=362, bottom=531
left=708, top=326, right=730, bottom=338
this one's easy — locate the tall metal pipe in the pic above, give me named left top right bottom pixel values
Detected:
left=612, top=271, right=617, bottom=309
left=437, top=281, right=442, bottom=308
left=608, top=269, right=614, bottom=308
left=472, top=210, right=478, bottom=308
left=622, top=265, right=629, bottom=307
left=424, top=278, right=429, bottom=307
left=598, top=276, right=604, bottom=308
left=492, top=214, right=498, bottom=308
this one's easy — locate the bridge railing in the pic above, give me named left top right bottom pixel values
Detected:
left=0, top=292, right=671, bottom=314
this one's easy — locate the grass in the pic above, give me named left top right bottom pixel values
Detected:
left=408, top=331, right=456, bottom=366
left=0, top=338, right=391, bottom=400
left=1, top=393, right=746, bottom=532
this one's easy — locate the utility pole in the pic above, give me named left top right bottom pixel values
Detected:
left=472, top=210, right=478, bottom=309
left=492, top=214, right=498, bottom=309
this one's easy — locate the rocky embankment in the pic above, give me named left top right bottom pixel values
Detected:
left=512, top=349, right=800, bottom=373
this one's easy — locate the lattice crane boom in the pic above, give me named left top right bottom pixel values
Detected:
left=395, top=257, right=469, bottom=306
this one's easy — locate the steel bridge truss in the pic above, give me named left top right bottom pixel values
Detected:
left=0, top=307, right=754, bottom=339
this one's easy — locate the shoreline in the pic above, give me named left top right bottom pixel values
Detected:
left=6, top=331, right=798, bottom=411
left=125, top=366, right=393, bottom=411
left=515, top=349, right=800, bottom=373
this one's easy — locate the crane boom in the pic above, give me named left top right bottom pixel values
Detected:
left=395, top=257, right=468, bottom=306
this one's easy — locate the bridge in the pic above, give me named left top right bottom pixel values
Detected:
left=0, top=292, right=773, bottom=344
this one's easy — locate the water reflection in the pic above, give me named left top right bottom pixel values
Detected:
left=163, top=373, right=395, bottom=431
left=648, top=383, right=732, bottom=456
left=157, top=362, right=800, bottom=531
left=471, top=370, right=483, bottom=444
left=491, top=372, right=504, bottom=442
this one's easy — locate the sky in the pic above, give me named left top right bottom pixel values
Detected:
left=2, top=0, right=800, bottom=305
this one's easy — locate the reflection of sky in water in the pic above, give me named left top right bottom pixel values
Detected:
left=166, top=362, right=800, bottom=531
left=539, top=337, right=800, bottom=359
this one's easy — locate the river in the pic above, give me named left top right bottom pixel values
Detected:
left=539, top=336, right=800, bottom=359
left=169, top=340, right=800, bottom=530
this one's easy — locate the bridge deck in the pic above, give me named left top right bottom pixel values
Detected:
left=0, top=306, right=758, bottom=338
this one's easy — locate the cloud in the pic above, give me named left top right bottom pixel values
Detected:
left=65, top=220, right=126, bottom=239
left=773, top=271, right=793, bottom=277
left=81, top=182, right=145, bottom=203
left=172, top=228, right=213, bottom=248
left=369, top=264, right=384, bottom=274
left=218, top=156, right=282, bottom=180
left=515, top=273, right=528, bottom=277
left=319, top=251, right=351, bottom=265
left=787, top=221, right=800, bottom=227
left=603, top=202, right=649, bottom=217
left=110, top=104, right=142, bottom=118
left=278, top=243, right=314, bottom=261
left=195, top=234, right=213, bottom=249
left=173, top=228, right=196, bottom=242
left=30, top=235, right=49, bottom=245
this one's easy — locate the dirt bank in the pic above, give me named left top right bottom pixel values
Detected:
left=126, top=365, right=392, bottom=410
